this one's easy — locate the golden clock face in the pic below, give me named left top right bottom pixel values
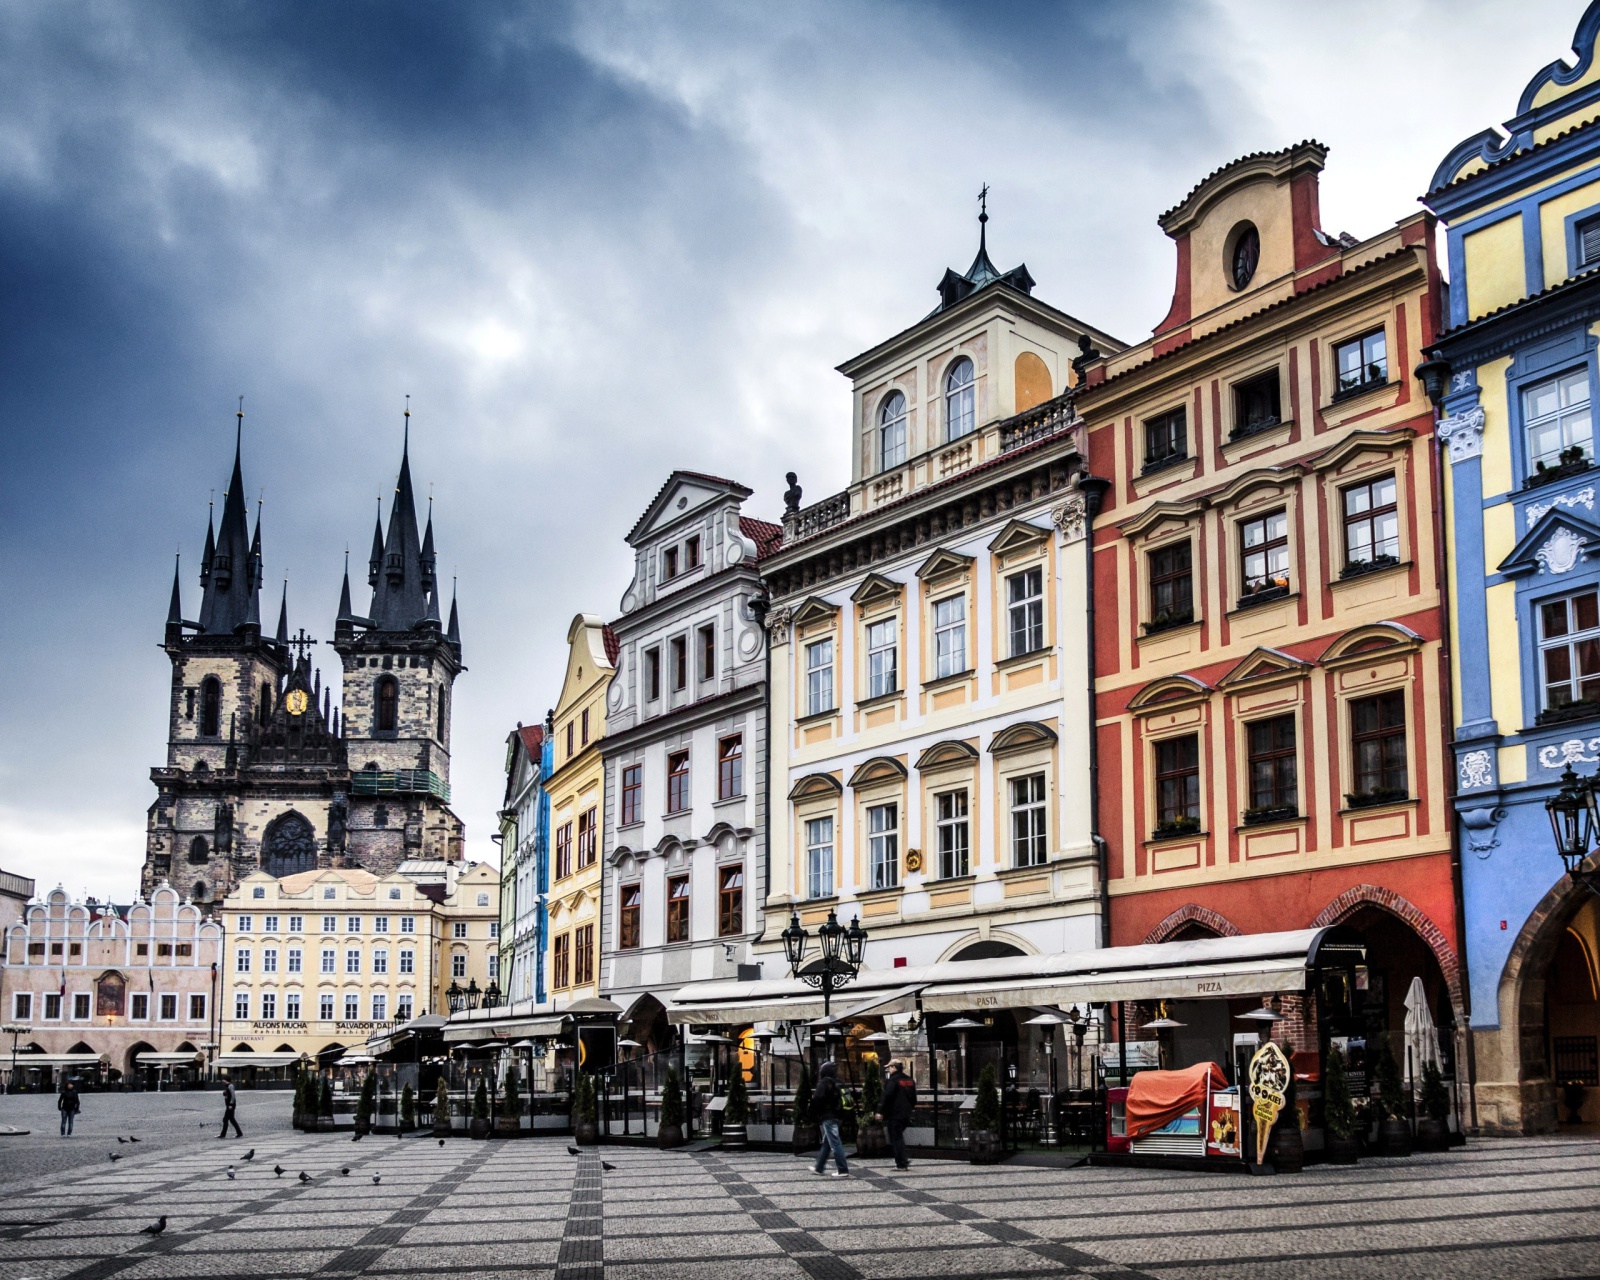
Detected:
left=285, top=689, right=309, bottom=717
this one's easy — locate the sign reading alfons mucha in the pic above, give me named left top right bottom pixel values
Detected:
left=1247, top=1041, right=1291, bottom=1165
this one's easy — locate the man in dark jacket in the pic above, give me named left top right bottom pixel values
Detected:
left=810, top=1060, right=849, bottom=1177
left=58, top=1081, right=80, bottom=1137
left=218, top=1078, right=243, bottom=1138
left=876, top=1060, right=917, bottom=1170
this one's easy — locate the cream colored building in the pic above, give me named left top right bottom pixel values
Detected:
left=217, top=861, right=499, bottom=1067
left=754, top=228, right=1121, bottom=975
left=544, top=615, right=616, bottom=1008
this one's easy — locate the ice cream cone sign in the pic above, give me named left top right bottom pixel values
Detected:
left=1248, top=1041, right=1291, bottom=1165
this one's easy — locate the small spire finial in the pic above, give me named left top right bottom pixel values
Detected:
left=403, top=394, right=410, bottom=455
left=236, top=395, right=244, bottom=451
left=978, top=182, right=989, bottom=253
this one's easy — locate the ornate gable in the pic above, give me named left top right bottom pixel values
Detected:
left=625, top=471, right=752, bottom=546
left=1216, top=646, right=1312, bottom=691
left=1127, top=674, right=1212, bottom=716
left=1497, top=508, right=1600, bottom=579
left=850, top=573, right=904, bottom=607
left=987, top=519, right=1051, bottom=556
left=915, top=739, right=980, bottom=773
left=1319, top=621, right=1425, bottom=670
left=915, top=548, right=975, bottom=583
left=1119, top=497, right=1206, bottom=540
left=988, top=720, right=1058, bottom=756
left=788, top=772, right=844, bottom=802
left=847, top=756, right=909, bottom=788
left=791, top=596, right=841, bottom=630
left=1308, top=427, right=1416, bottom=475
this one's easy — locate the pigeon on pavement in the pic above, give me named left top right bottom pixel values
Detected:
left=273, top=1165, right=284, bottom=1177
left=372, top=1173, right=381, bottom=1185
left=139, top=1217, right=166, bottom=1236
left=437, top=1139, right=445, bottom=1147
left=566, top=1146, right=580, bottom=1156
left=241, top=1149, right=255, bottom=1161
left=601, top=1161, right=616, bottom=1171
left=108, top=1154, right=121, bottom=1163
left=116, top=1137, right=127, bottom=1144
left=297, top=1172, right=311, bottom=1184
left=226, top=1166, right=235, bottom=1180
left=128, top=1136, right=141, bottom=1143
left=340, top=1167, right=350, bottom=1176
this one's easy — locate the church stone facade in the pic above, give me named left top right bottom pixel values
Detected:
left=142, top=421, right=465, bottom=909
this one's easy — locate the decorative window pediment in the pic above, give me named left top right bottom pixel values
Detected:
left=1308, top=427, right=1416, bottom=475
left=788, top=772, right=844, bottom=802
left=1127, top=674, right=1212, bottom=716
left=851, top=573, right=904, bottom=607
left=1216, top=646, right=1311, bottom=691
left=987, top=519, right=1051, bottom=556
left=1119, top=498, right=1206, bottom=540
left=847, top=756, right=909, bottom=788
left=915, top=548, right=975, bottom=583
left=791, top=596, right=840, bottom=629
left=988, top=720, right=1058, bottom=756
left=914, top=739, right=980, bottom=773
left=1319, top=621, right=1424, bottom=670
left=1497, top=508, right=1600, bottom=579
left=1210, top=464, right=1304, bottom=510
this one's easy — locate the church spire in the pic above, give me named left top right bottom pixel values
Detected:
left=447, top=578, right=461, bottom=647
left=197, top=401, right=262, bottom=636
left=367, top=401, right=431, bottom=632
left=367, top=497, right=384, bottom=588
left=165, top=553, right=184, bottom=645
left=274, top=580, right=289, bottom=646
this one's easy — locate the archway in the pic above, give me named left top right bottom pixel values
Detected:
left=124, top=1041, right=156, bottom=1083
left=262, top=811, right=318, bottom=877
left=948, top=939, right=1026, bottom=962
left=1146, top=903, right=1243, bottom=944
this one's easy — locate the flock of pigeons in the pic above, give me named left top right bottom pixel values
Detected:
left=116, top=1133, right=618, bottom=1236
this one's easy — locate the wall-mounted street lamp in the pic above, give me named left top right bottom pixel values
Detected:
left=781, top=910, right=867, bottom=1020
left=1546, top=764, right=1600, bottom=897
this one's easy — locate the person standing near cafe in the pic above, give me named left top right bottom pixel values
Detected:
left=877, top=1060, right=917, bottom=1171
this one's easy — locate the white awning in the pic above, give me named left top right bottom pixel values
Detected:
left=133, top=1052, right=203, bottom=1065
left=6, top=1054, right=103, bottom=1068
left=443, top=1015, right=566, bottom=1043
left=668, top=928, right=1345, bottom=1025
left=216, top=1052, right=301, bottom=1068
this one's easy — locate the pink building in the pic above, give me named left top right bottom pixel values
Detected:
left=1, top=884, right=222, bottom=1089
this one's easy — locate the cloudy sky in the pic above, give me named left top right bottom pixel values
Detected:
left=0, top=0, right=1585, bottom=899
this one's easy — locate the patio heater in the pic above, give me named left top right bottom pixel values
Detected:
left=943, top=1017, right=983, bottom=1090
left=1546, top=764, right=1600, bottom=898
left=1023, top=1012, right=1069, bottom=1145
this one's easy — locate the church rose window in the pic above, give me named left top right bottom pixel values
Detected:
left=262, top=811, right=318, bottom=877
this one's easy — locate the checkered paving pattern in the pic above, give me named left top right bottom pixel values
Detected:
left=0, top=1132, right=1596, bottom=1279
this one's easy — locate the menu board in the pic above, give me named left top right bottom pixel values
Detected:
left=1206, top=1088, right=1241, bottom=1158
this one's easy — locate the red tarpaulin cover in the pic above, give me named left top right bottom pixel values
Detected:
left=1125, top=1062, right=1229, bottom=1139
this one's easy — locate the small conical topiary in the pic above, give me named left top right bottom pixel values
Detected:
left=473, top=1080, right=489, bottom=1123
left=660, top=1068, right=684, bottom=1129
left=792, top=1062, right=813, bottom=1127
left=319, top=1074, right=334, bottom=1117
left=861, top=1060, right=883, bottom=1117
left=433, top=1077, right=451, bottom=1127
left=503, top=1067, right=522, bottom=1119
left=725, top=1065, right=748, bottom=1126
left=1374, top=1037, right=1405, bottom=1121
left=401, top=1083, right=415, bottom=1129
left=1420, top=1059, right=1450, bottom=1122
left=972, top=1064, right=1001, bottom=1132
left=357, top=1072, right=377, bottom=1131
left=1323, top=1047, right=1356, bottom=1140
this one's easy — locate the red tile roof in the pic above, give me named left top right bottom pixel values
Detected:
left=516, top=724, right=544, bottom=756
left=602, top=623, right=621, bottom=668
left=740, top=517, right=784, bottom=560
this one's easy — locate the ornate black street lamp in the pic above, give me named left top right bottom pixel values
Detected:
left=483, top=979, right=502, bottom=1010
left=1545, top=764, right=1600, bottom=897
left=781, top=910, right=867, bottom=1020
left=446, top=980, right=466, bottom=1014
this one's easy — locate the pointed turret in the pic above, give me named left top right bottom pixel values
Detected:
left=367, top=501, right=384, bottom=588
left=197, top=410, right=262, bottom=636
left=366, top=415, right=432, bottom=632
left=199, top=510, right=214, bottom=589
left=447, top=582, right=461, bottom=648
left=935, top=185, right=1035, bottom=314
left=274, top=582, right=289, bottom=646
left=423, top=587, right=442, bottom=631
left=165, top=555, right=184, bottom=646
left=420, top=505, right=437, bottom=595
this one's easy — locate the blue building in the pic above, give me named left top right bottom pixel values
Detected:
left=500, top=721, right=553, bottom=1006
left=1423, top=0, right=1600, bottom=1132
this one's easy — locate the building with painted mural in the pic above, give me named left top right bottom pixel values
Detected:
left=500, top=721, right=551, bottom=1007
left=141, top=417, right=466, bottom=911
left=1422, top=0, right=1600, bottom=1133
left=598, top=473, right=779, bottom=1049
left=1074, top=140, right=1458, bottom=1091
left=216, top=861, right=498, bottom=1075
left=544, top=615, right=617, bottom=1009
left=1, top=884, right=221, bottom=1088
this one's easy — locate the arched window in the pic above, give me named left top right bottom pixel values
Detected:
left=199, top=677, right=222, bottom=738
left=261, top=811, right=318, bottom=878
left=259, top=682, right=272, bottom=725
left=436, top=685, right=448, bottom=741
left=192, top=880, right=209, bottom=903
left=376, top=677, right=399, bottom=733
left=879, top=392, right=907, bottom=471
left=945, top=357, right=975, bottom=441
left=188, top=835, right=210, bottom=865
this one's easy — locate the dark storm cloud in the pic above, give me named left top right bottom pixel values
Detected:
left=0, top=0, right=1583, bottom=893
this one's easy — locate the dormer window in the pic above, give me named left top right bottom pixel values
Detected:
left=945, top=357, right=975, bottom=441
left=662, top=546, right=679, bottom=580
left=685, top=535, right=701, bottom=570
left=1229, top=223, right=1260, bottom=290
left=879, top=391, right=908, bottom=471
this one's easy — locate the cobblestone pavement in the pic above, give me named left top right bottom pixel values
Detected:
left=0, top=1125, right=1595, bottom=1279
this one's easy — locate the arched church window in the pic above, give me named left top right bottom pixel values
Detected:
left=199, top=677, right=222, bottom=738
left=192, top=880, right=208, bottom=903
left=945, top=357, right=975, bottom=441
left=188, top=836, right=210, bottom=865
left=259, top=682, right=272, bottom=724
left=261, top=811, right=318, bottom=878
left=437, top=686, right=448, bottom=741
left=879, top=392, right=907, bottom=472
left=376, top=677, right=399, bottom=733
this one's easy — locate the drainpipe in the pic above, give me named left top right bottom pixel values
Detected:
left=749, top=594, right=772, bottom=960
left=1076, top=473, right=1113, bottom=949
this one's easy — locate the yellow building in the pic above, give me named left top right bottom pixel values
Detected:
left=217, top=861, right=499, bottom=1072
left=544, top=614, right=616, bottom=1008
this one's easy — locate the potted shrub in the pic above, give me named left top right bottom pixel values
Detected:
left=658, top=1067, right=685, bottom=1149
left=968, top=1064, right=1003, bottom=1164
left=1563, top=1079, right=1589, bottom=1124
left=791, top=1062, right=818, bottom=1155
left=470, top=1081, right=491, bottom=1139
left=1416, top=1061, right=1450, bottom=1152
left=401, top=1083, right=415, bottom=1132
left=498, top=1068, right=523, bottom=1137
left=1322, top=1048, right=1360, bottom=1165
left=722, top=1067, right=749, bottom=1150
left=855, top=1064, right=887, bottom=1158
left=1373, top=1039, right=1411, bottom=1157
left=291, top=1072, right=308, bottom=1131
left=432, top=1077, right=452, bottom=1138
left=318, top=1075, right=335, bottom=1132
left=355, top=1072, right=376, bottom=1136
left=572, top=1073, right=599, bottom=1146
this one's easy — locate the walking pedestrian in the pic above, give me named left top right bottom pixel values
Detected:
left=877, top=1059, right=917, bottom=1170
left=58, top=1079, right=80, bottom=1137
left=218, top=1078, right=243, bottom=1139
left=810, top=1060, right=849, bottom=1177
